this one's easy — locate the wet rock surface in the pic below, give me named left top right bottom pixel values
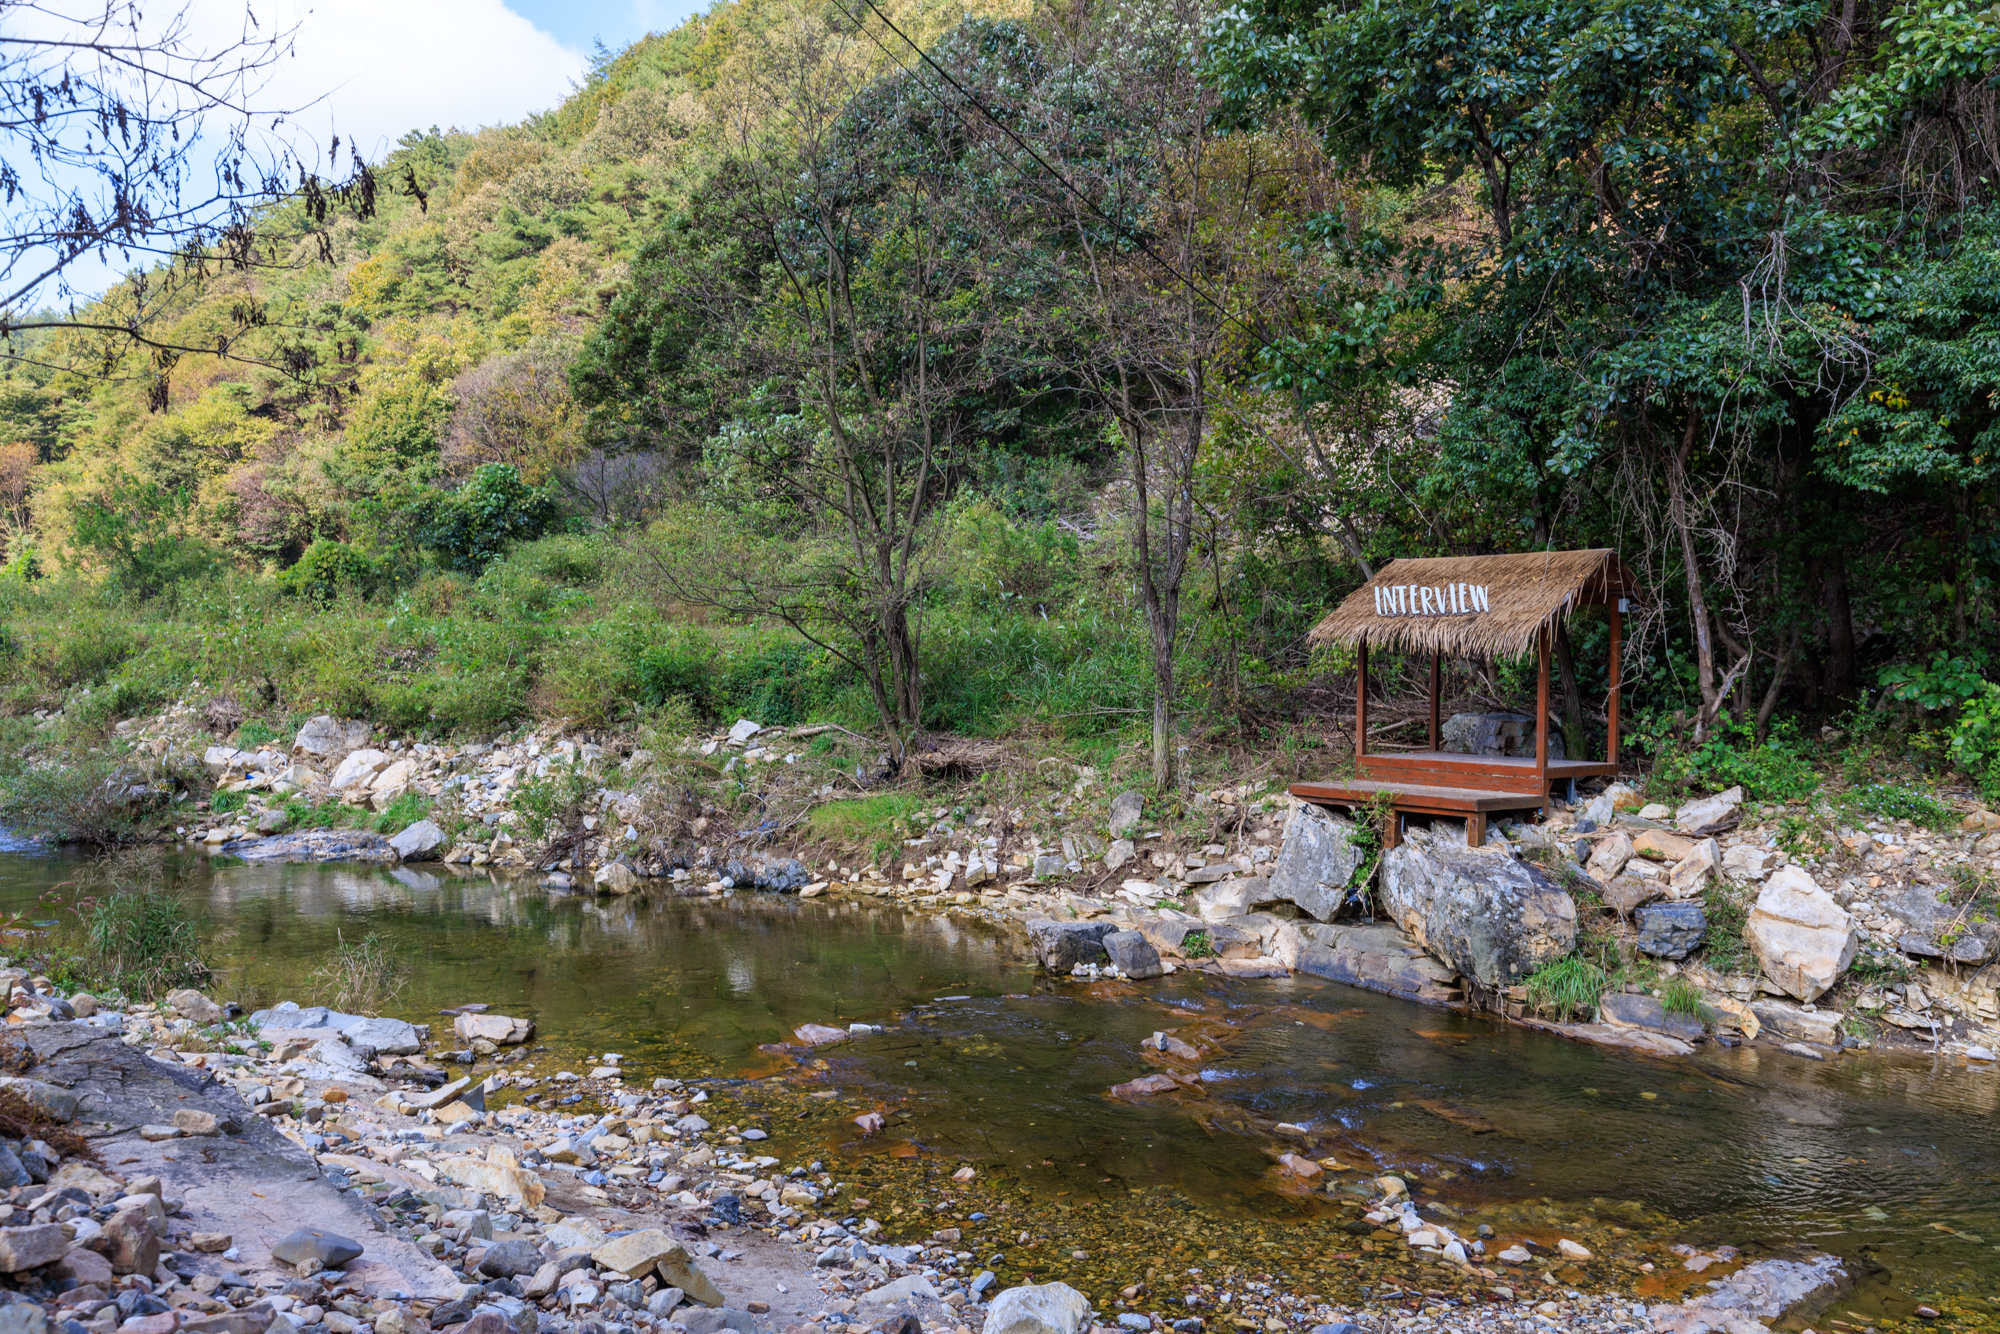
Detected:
left=1379, top=829, right=1577, bottom=988
left=221, top=830, right=398, bottom=864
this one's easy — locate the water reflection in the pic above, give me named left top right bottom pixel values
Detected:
left=0, top=847, right=1994, bottom=1297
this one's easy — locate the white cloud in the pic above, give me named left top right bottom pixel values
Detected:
left=200, top=0, right=590, bottom=163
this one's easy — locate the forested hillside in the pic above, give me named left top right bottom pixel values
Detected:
left=2, top=0, right=1998, bottom=807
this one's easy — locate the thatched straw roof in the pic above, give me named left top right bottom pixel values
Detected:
left=1309, top=550, right=1641, bottom=657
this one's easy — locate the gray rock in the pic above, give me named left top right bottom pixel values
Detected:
left=473, top=1296, right=537, bottom=1334
left=858, top=1275, right=938, bottom=1308
left=1600, top=877, right=1658, bottom=916
left=1597, top=991, right=1706, bottom=1043
left=339, top=1016, right=422, bottom=1056
left=1026, top=920, right=1116, bottom=972
left=389, top=819, right=448, bottom=862
left=1107, top=791, right=1144, bottom=838
left=0, top=1078, right=78, bottom=1123
left=1101, top=930, right=1164, bottom=980
left=1378, top=829, right=1576, bottom=988
left=1750, top=1000, right=1841, bottom=1047
left=477, top=1239, right=543, bottom=1277
left=1192, top=877, right=1265, bottom=922
left=0, top=1223, right=67, bottom=1271
left=1263, top=803, right=1363, bottom=922
left=255, top=807, right=291, bottom=835
left=1031, top=854, right=1068, bottom=880
left=1898, top=928, right=1998, bottom=964
left=0, top=1301, right=48, bottom=1334
left=1273, top=921, right=1461, bottom=1005
left=1441, top=711, right=1560, bottom=759
left=0, top=1146, right=28, bottom=1190
left=1883, top=884, right=1999, bottom=962
left=268, top=1227, right=362, bottom=1269
left=982, top=1281, right=1091, bottom=1334
left=1634, top=902, right=1707, bottom=960
left=970, top=1271, right=997, bottom=1299
left=679, top=1312, right=757, bottom=1334
left=646, top=1290, right=686, bottom=1318
left=1103, top=839, right=1135, bottom=871
left=223, top=830, right=398, bottom=864
left=1311, top=1326, right=1367, bottom=1334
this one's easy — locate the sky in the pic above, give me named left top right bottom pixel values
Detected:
left=241, top=0, right=712, bottom=163
left=8, top=0, right=707, bottom=307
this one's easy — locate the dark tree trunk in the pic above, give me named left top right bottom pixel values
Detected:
left=1823, top=551, right=1858, bottom=702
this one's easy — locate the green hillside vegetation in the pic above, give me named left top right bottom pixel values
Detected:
left=1, top=0, right=1998, bottom=814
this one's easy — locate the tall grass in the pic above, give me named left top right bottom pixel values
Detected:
left=50, top=864, right=212, bottom=1000
left=308, top=931, right=409, bottom=1014
left=1523, top=952, right=1607, bottom=1022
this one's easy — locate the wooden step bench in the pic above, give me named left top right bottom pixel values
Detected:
left=1289, top=779, right=1550, bottom=850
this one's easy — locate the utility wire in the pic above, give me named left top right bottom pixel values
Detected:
left=826, top=0, right=1247, bottom=333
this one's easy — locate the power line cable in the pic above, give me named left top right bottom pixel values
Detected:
left=826, top=0, right=1247, bottom=331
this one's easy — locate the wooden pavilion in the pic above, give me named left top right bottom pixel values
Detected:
left=1290, top=549, right=1642, bottom=848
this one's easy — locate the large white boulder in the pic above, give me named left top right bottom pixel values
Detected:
left=1674, top=786, right=1743, bottom=835
left=292, top=716, right=373, bottom=766
left=329, top=748, right=391, bottom=791
left=1746, top=867, right=1858, bottom=1002
left=983, top=1282, right=1091, bottom=1334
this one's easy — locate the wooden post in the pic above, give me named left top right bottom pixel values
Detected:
left=1608, top=603, right=1623, bottom=766
left=1355, top=640, right=1369, bottom=764
left=1535, top=625, right=1551, bottom=786
left=1428, top=650, right=1441, bottom=752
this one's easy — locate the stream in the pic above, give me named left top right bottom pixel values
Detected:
left=2, top=844, right=1996, bottom=1322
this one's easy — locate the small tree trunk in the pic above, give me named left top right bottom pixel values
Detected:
left=1823, top=552, right=1858, bottom=702
left=1554, top=622, right=1587, bottom=761
left=1664, top=412, right=1721, bottom=739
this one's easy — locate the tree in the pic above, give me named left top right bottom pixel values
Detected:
left=1207, top=0, right=2000, bottom=737
left=0, top=0, right=378, bottom=391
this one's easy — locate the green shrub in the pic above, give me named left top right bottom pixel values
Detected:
left=371, top=790, right=430, bottom=834
left=1951, top=682, right=2000, bottom=802
left=1689, top=719, right=1819, bottom=801
left=211, top=790, right=246, bottom=814
left=235, top=720, right=279, bottom=749
left=1701, top=882, right=1753, bottom=974
left=1878, top=653, right=1988, bottom=713
left=34, top=610, right=135, bottom=688
left=277, top=539, right=380, bottom=603
left=283, top=795, right=356, bottom=829
left=71, top=477, right=224, bottom=600
left=1181, top=929, right=1216, bottom=959
left=410, top=465, right=563, bottom=574
left=807, top=793, right=927, bottom=862
left=1524, top=952, right=1606, bottom=1021
left=1660, top=975, right=1712, bottom=1021
left=1846, top=782, right=1956, bottom=830
left=509, top=759, right=597, bottom=847
left=0, top=755, right=166, bottom=845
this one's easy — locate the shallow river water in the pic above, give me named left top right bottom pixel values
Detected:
left=2, top=845, right=1997, bottom=1323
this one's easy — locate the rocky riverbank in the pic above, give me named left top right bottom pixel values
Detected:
left=0, top=981, right=1933, bottom=1334
left=62, top=704, right=2000, bottom=1069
